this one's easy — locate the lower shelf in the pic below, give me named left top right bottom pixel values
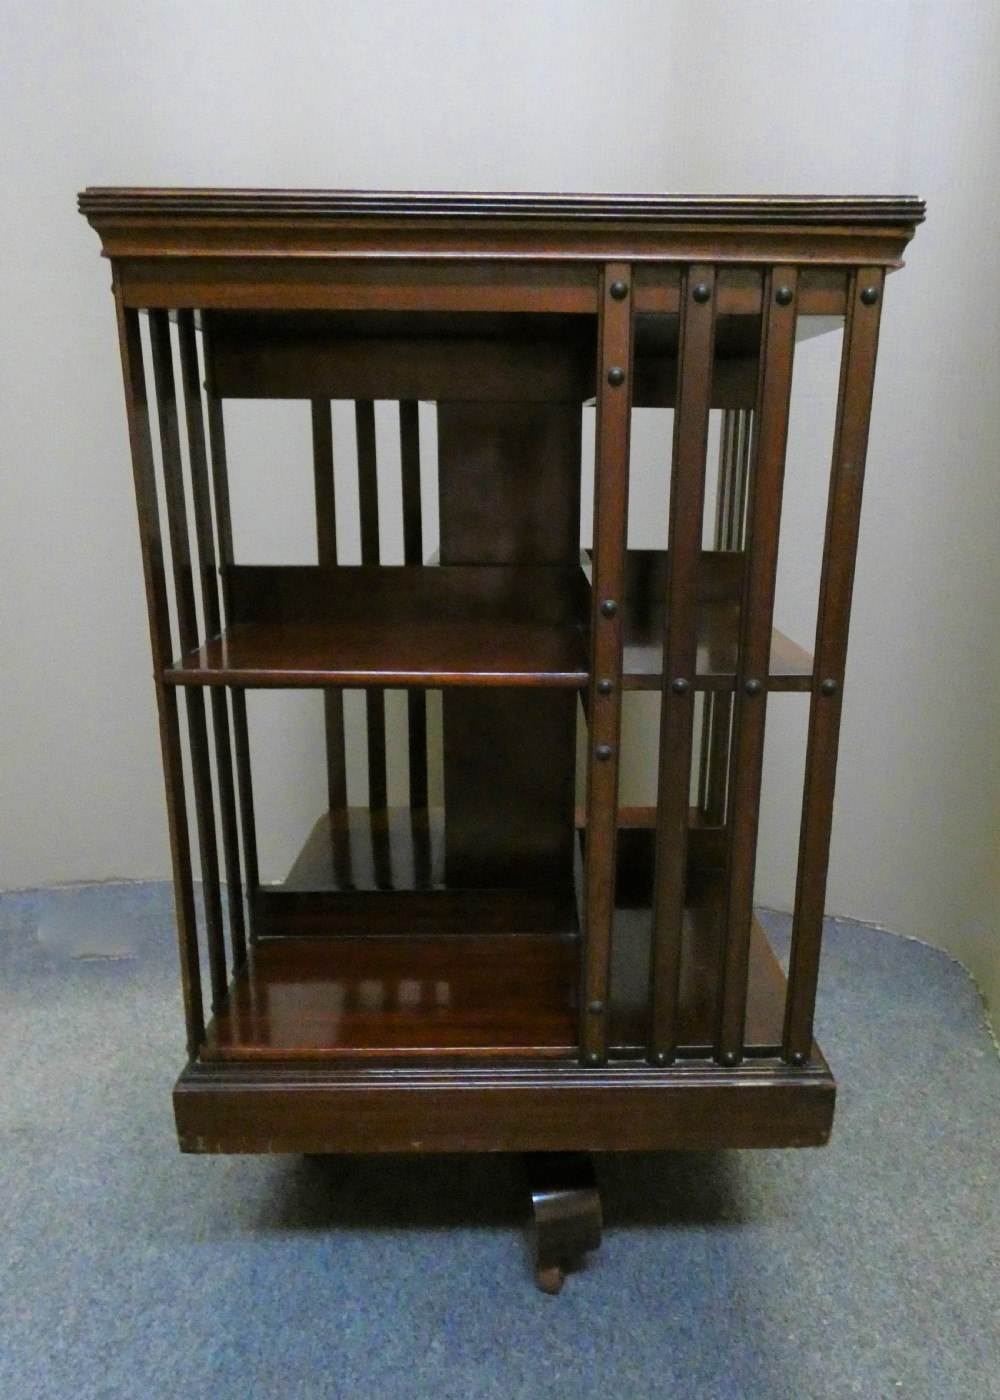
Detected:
left=201, top=900, right=791, bottom=1061
left=202, top=932, right=578, bottom=1060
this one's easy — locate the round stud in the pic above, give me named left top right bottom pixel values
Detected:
left=600, top=598, right=618, bottom=618
left=718, top=1049, right=740, bottom=1068
left=860, top=285, right=880, bottom=306
left=820, top=678, right=838, bottom=697
left=609, top=279, right=629, bottom=301
left=607, top=365, right=626, bottom=387
left=587, top=1000, right=604, bottom=1015
left=596, top=678, right=613, bottom=696
left=583, top=1051, right=602, bottom=1067
left=650, top=1050, right=671, bottom=1067
left=596, top=744, right=613, bottom=762
left=787, top=1050, right=808, bottom=1068
left=671, top=677, right=689, bottom=696
left=744, top=678, right=763, bottom=697
left=775, top=284, right=794, bottom=306
left=692, top=282, right=711, bottom=304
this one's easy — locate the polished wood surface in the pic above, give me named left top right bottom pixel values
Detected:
left=200, top=900, right=790, bottom=1062
left=166, top=620, right=587, bottom=687
left=202, top=932, right=579, bottom=1059
left=80, top=189, right=923, bottom=275
left=174, top=1056, right=835, bottom=1154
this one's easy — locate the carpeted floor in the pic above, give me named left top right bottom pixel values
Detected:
left=1, top=881, right=997, bottom=1399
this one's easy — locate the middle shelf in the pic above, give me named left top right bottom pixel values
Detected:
left=163, top=557, right=813, bottom=691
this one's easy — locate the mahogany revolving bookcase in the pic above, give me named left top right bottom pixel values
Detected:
left=81, top=189, right=923, bottom=1290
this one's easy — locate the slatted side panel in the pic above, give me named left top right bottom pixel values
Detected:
left=148, top=311, right=229, bottom=1012
left=177, top=312, right=247, bottom=973
left=114, top=301, right=205, bottom=1055
left=784, top=268, right=885, bottom=1064
left=648, top=266, right=717, bottom=1064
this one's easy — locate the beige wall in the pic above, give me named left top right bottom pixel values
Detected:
left=2, top=1, right=998, bottom=1015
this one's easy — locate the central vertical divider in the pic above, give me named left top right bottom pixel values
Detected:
left=437, top=394, right=582, bottom=903
left=581, top=263, right=634, bottom=1065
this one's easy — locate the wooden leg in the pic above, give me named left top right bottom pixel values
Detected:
left=524, top=1153, right=602, bottom=1293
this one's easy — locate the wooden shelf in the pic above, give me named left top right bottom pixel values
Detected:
left=254, top=808, right=578, bottom=937
left=620, top=549, right=813, bottom=691
left=609, top=891, right=788, bottom=1057
left=203, top=932, right=579, bottom=1060
left=166, top=562, right=590, bottom=688
left=623, top=616, right=812, bottom=691
left=203, top=869, right=788, bottom=1063
left=167, top=619, right=587, bottom=688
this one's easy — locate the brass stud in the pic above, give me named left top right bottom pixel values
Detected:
left=788, top=1050, right=808, bottom=1067
left=775, top=284, right=794, bottom=306
left=607, top=366, right=625, bottom=387
left=671, top=677, right=689, bottom=696
left=596, top=744, right=613, bottom=761
left=820, top=678, right=838, bottom=697
left=583, top=1050, right=602, bottom=1067
left=692, top=282, right=711, bottom=303
left=597, top=678, right=613, bottom=696
left=745, top=678, right=763, bottom=697
left=861, top=285, right=880, bottom=306
left=650, top=1050, right=672, bottom=1067
left=609, top=279, right=629, bottom=301
left=600, top=598, right=618, bottom=618
left=719, top=1049, right=740, bottom=1068
left=587, top=1000, right=604, bottom=1015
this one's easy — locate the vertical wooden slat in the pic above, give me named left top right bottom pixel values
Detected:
left=715, top=268, right=799, bottom=1065
left=648, top=265, right=717, bottom=1064
left=205, top=390, right=260, bottom=907
left=581, top=262, right=633, bottom=1065
left=354, top=399, right=388, bottom=814
left=177, top=312, right=247, bottom=972
left=311, top=399, right=348, bottom=813
left=399, top=399, right=428, bottom=810
left=784, top=267, right=886, bottom=1064
left=698, top=406, right=753, bottom=823
left=148, top=311, right=228, bottom=1011
left=114, top=299, right=204, bottom=1055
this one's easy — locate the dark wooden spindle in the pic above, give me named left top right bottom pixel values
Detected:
left=784, top=267, right=886, bottom=1064
left=580, top=262, right=634, bottom=1066
left=355, top=399, right=391, bottom=888
left=648, top=265, right=717, bottom=1064
left=311, top=399, right=348, bottom=814
left=715, top=268, right=799, bottom=1066
left=698, top=406, right=754, bottom=822
left=115, top=303, right=204, bottom=1054
left=399, top=399, right=429, bottom=812
left=204, top=389, right=260, bottom=914
left=177, top=312, right=247, bottom=971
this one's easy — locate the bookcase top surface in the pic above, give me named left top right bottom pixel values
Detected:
left=79, top=187, right=924, bottom=226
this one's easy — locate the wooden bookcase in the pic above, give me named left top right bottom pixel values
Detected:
left=81, top=190, right=922, bottom=1286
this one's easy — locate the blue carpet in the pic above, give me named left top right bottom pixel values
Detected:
left=1, top=882, right=997, bottom=1399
